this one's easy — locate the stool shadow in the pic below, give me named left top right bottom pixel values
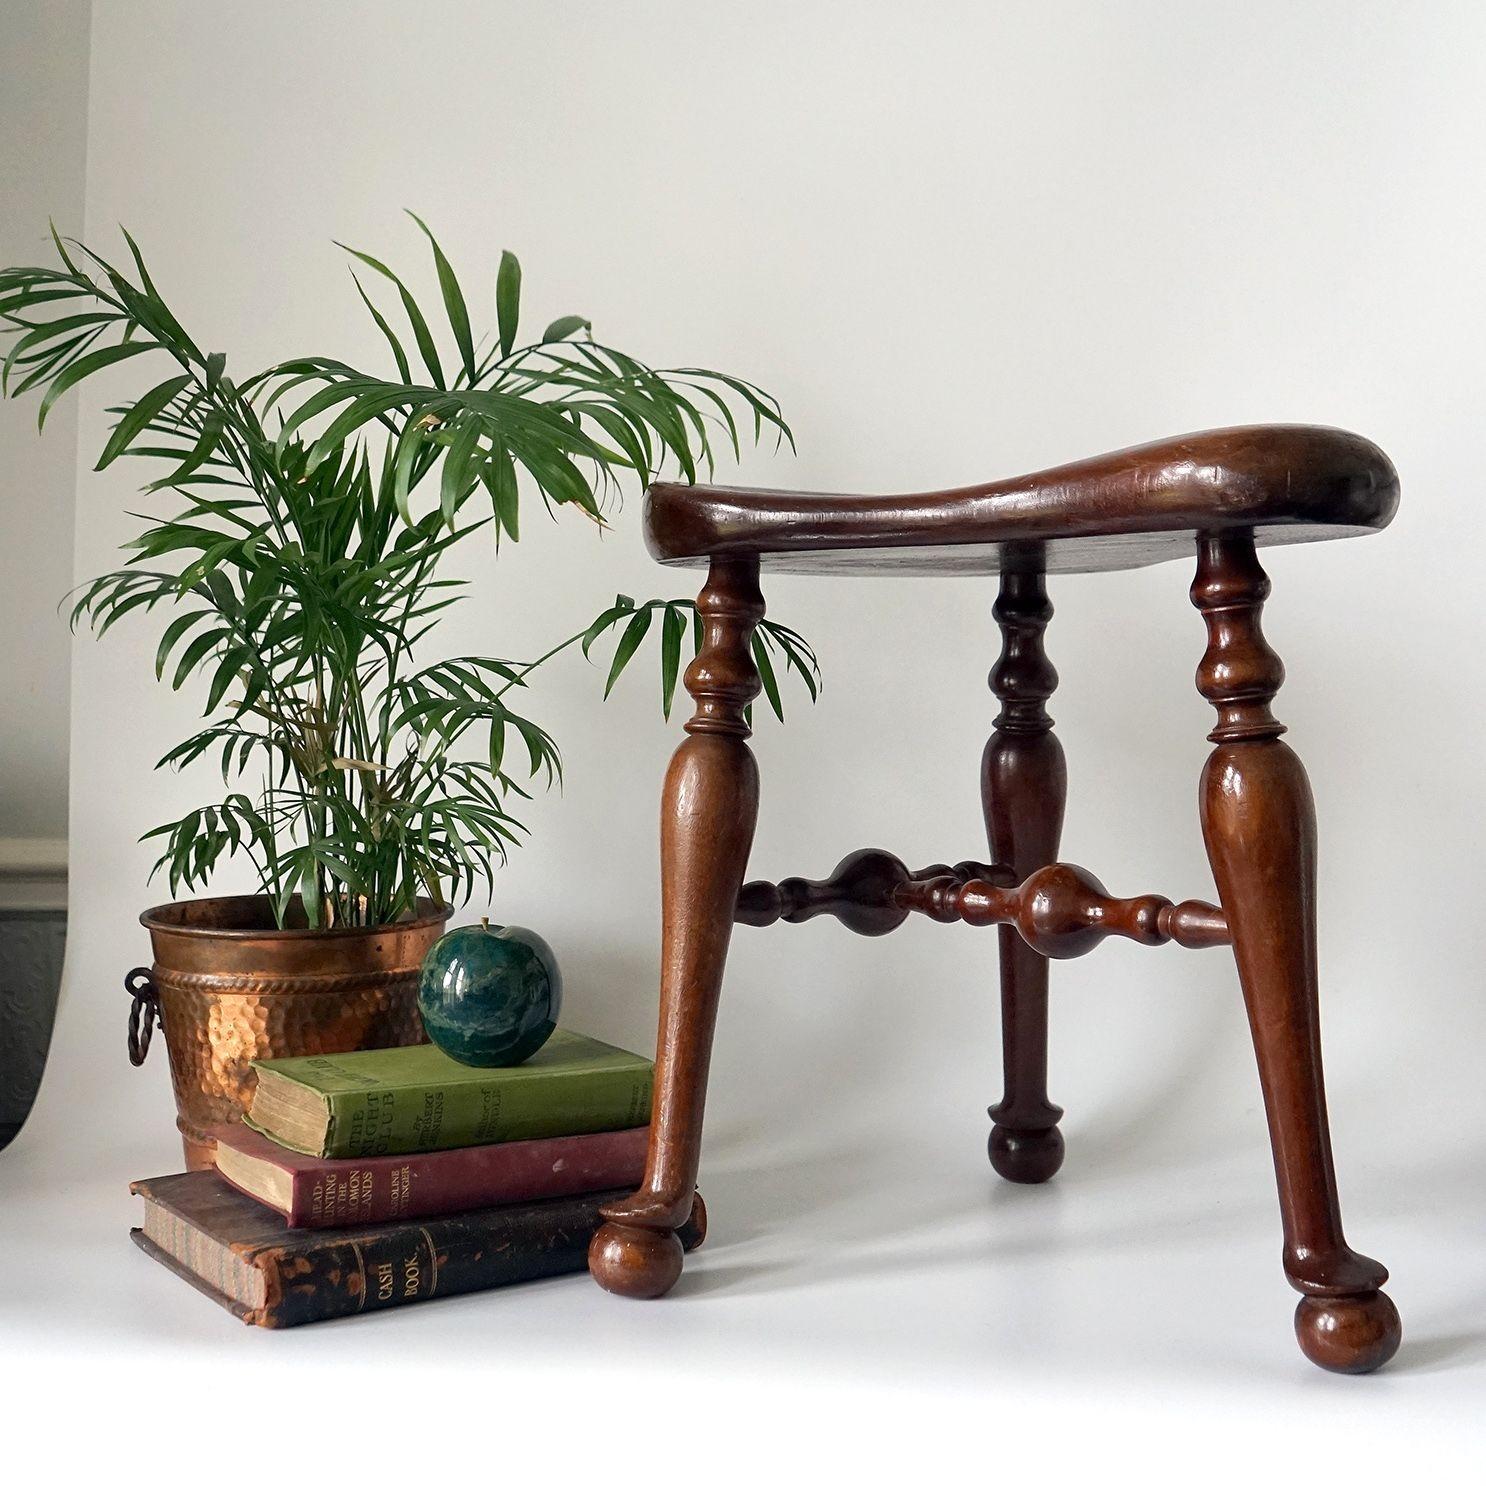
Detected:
left=683, top=1131, right=1486, bottom=1383
left=1389, top=1332, right=1486, bottom=1374
left=722, top=1193, right=1265, bottom=1277
left=690, top=1130, right=1274, bottom=1298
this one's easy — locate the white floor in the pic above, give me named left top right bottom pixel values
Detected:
left=3, top=1077, right=1482, bottom=1480
left=9, top=5, right=1486, bottom=1476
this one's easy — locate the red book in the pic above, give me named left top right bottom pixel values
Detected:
left=213, top=1121, right=649, bottom=1228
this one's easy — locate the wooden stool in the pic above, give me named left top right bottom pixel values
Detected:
left=587, top=425, right=1402, bottom=1374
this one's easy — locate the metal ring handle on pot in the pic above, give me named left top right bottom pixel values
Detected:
left=126, top=967, right=160, bottom=1066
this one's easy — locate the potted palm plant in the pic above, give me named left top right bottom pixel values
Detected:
left=1, top=218, right=817, bottom=1165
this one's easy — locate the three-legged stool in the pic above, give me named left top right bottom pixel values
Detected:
left=587, top=424, right=1402, bottom=1374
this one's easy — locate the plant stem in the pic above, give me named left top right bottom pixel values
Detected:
left=494, top=628, right=588, bottom=699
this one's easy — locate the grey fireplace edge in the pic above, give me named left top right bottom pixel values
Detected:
left=0, top=857, right=67, bottom=1146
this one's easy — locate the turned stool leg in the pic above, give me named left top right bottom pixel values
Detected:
left=590, top=557, right=764, bottom=1298
left=984, top=569, right=1067, bottom=1182
left=1192, top=535, right=1400, bottom=1373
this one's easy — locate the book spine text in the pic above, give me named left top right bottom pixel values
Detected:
left=281, top=1126, right=650, bottom=1226
left=324, top=1065, right=653, bottom=1157
left=256, top=1191, right=701, bottom=1326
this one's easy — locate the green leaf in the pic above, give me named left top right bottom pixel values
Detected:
left=349, top=271, right=411, bottom=383
left=9, top=329, right=103, bottom=397
left=660, top=603, right=684, bottom=720
left=3, top=312, right=117, bottom=389
left=336, top=241, right=445, bottom=388
left=48, top=219, right=80, bottom=275
left=144, top=410, right=224, bottom=491
left=273, top=378, right=361, bottom=455
left=95, top=372, right=190, bottom=469
left=752, top=632, right=784, bottom=721
left=406, top=212, right=475, bottom=382
left=299, top=853, right=322, bottom=929
left=37, top=340, right=155, bottom=430
left=583, top=404, right=650, bottom=479
left=513, top=443, right=599, bottom=518
left=496, top=250, right=521, bottom=360
left=391, top=421, right=427, bottom=524
left=172, top=625, right=225, bottom=690
left=542, top=315, right=590, bottom=343
left=484, top=438, right=520, bottom=542
left=762, top=619, right=821, bottom=701
left=439, top=415, right=483, bottom=527
left=685, top=380, right=742, bottom=462
left=581, top=594, right=635, bottom=659
left=205, top=645, right=250, bottom=712
left=304, top=385, right=415, bottom=473
left=603, top=605, right=653, bottom=698
left=508, top=712, right=561, bottom=784
left=155, top=609, right=210, bottom=679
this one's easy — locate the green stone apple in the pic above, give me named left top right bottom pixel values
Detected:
left=417, top=918, right=562, bottom=1067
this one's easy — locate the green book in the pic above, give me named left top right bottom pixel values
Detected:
left=245, top=1030, right=653, bottom=1158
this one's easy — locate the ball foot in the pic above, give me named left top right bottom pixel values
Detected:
left=1294, top=1292, right=1401, bottom=1374
left=989, top=1123, right=1064, bottom=1184
left=589, top=1221, right=684, bottom=1299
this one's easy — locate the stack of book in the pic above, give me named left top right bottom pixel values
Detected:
left=130, top=1029, right=698, bottom=1327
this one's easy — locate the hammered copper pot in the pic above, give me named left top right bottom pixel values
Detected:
left=131, top=895, right=451, bottom=1169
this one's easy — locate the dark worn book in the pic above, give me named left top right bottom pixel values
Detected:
left=245, top=1029, right=652, bottom=1158
left=214, top=1120, right=650, bottom=1228
left=131, top=1170, right=703, bottom=1328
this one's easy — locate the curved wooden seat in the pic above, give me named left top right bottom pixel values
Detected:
left=645, top=424, right=1399, bottom=574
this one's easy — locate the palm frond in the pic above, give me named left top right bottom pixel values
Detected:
left=3, top=219, right=817, bottom=927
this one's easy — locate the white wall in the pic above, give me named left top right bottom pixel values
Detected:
left=0, top=1, right=89, bottom=1134
left=0, top=0, right=89, bottom=853
left=35, top=0, right=1486, bottom=1164
left=10, top=1, right=1486, bottom=1418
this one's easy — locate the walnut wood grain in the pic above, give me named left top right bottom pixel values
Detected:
left=1193, top=535, right=1399, bottom=1373
left=737, top=848, right=1228, bottom=952
left=894, top=865, right=1229, bottom=954
left=589, top=557, right=764, bottom=1299
left=597, top=425, right=1402, bottom=1375
left=646, top=425, right=1398, bottom=574
left=735, top=850, right=1008, bottom=936
left=981, top=570, right=1067, bottom=1181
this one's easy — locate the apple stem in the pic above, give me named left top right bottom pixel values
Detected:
left=480, top=915, right=490, bottom=931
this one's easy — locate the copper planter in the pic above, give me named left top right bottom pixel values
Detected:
left=131, top=896, right=451, bottom=1169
